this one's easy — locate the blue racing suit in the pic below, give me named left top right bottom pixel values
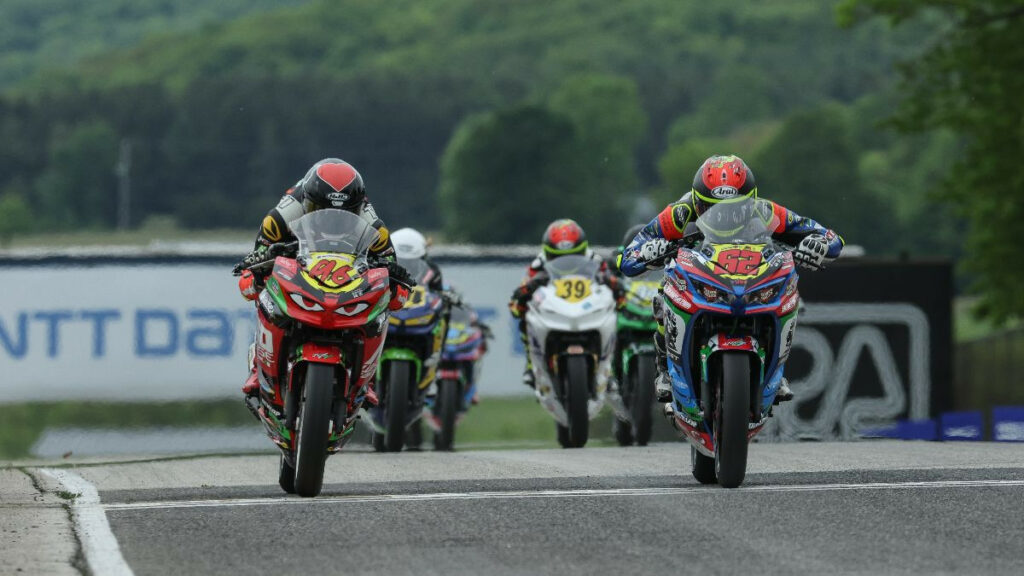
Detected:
left=619, top=192, right=844, bottom=275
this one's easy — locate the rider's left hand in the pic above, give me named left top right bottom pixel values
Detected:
left=794, top=234, right=829, bottom=271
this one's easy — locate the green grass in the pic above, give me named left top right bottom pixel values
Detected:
left=6, top=220, right=253, bottom=249
left=1, top=396, right=670, bottom=460
left=0, top=399, right=253, bottom=459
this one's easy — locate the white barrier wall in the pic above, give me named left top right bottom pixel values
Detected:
left=0, top=262, right=531, bottom=403
left=1, top=259, right=950, bottom=441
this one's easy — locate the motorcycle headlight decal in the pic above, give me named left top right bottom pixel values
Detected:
left=693, top=278, right=729, bottom=304
left=784, top=275, right=798, bottom=297
left=289, top=293, right=324, bottom=312
left=745, top=282, right=782, bottom=305
left=336, top=302, right=370, bottom=317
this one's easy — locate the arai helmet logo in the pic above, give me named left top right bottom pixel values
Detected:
left=710, top=185, right=739, bottom=199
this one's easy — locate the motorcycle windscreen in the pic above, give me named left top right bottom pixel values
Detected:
left=543, top=255, right=602, bottom=303
left=694, top=198, right=784, bottom=282
left=291, top=209, right=380, bottom=258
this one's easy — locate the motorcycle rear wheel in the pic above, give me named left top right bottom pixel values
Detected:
left=278, top=453, right=296, bottom=494
left=690, top=446, right=716, bottom=484
left=556, top=423, right=571, bottom=448
left=293, top=364, right=334, bottom=497
left=613, top=417, right=633, bottom=446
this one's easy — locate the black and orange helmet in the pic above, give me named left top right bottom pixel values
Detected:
left=691, top=155, right=757, bottom=215
left=298, top=158, right=366, bottom=210
left=542, top=219, right=589, bottom=259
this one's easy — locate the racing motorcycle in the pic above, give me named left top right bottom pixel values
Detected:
left=370, top=258, right=449, bottom=452
left=427, top=305, right=490, bottom=451
left=238, top=210, right=401, bottom=497
left=525, top=255, right=617, bottom=448
left=658, top=198, right=800, bottom=488
left=607, top=269, right=661, bottom=446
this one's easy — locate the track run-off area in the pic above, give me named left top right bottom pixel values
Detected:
left=5, top=441, right=1024, bottom=575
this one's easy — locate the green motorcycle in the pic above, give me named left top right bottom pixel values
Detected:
left=609, top=268, right=662, bottom=446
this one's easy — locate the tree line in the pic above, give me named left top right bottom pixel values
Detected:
left=3, top=0, right=1015, bottom=318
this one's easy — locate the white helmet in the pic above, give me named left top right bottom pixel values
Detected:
left=391, top=227, right=428, bottom=259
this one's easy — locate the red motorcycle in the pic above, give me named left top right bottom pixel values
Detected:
left=237, top=210, right=404, bottom=497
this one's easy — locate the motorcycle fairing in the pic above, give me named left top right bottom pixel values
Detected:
left=663, top=241, right=802, bottom=451
left=267, top=256, right=388, bottom=330
left=299, top=252, right=365, bottom=294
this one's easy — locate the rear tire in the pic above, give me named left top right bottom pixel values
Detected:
left=371, top=430, right=385, bottom=452
left=556, top=423, right=571, bottom=448
left=405, top=418, right=423, bottom=451
left=613, top=417, right=633, bottom=446
left=293, top=364, right=334, bottom=497
left=434, top=379, right=459, bottom=451
left=632, top=355, right=656, bottom=446
left=715, top=352, right=751, bottom=488
left=690, top=446, right=717, bottom=484
left=278, top=453, right=296, bottom=494
left=384, top=362, right=412, bottom=452
left=564, top=356, right=590, bottom=448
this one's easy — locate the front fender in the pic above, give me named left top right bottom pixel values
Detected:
left=296, top=343, right=344, bottom=365
left=380, top=347, right=423, bottom=384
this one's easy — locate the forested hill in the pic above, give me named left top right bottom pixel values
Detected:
left=0, top=0, right=951, bottom=253
left=0, top=0, right=314, bottom=89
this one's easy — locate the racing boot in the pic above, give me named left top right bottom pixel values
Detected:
left=654, top=331, right=672, bottom=402
left=522, top=366, right=536, bottom=389
left=243, top=343, right=259, bottom=397
left=242, top=371, right=260, bottom=397
left=364, top=383, right=380, bottom=407
left=774, top=377, right=794, bottom=404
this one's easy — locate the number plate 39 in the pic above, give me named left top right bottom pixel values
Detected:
left=553, top=277, right=592, bottom=302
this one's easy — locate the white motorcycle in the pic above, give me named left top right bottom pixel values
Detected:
left=525, top=255, right=618, bottom=448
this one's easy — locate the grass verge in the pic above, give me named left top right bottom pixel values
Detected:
left=1, top=396, right=681, bottom=459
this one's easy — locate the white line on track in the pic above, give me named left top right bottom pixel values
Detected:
left=42, top=469, right=134, bottom=576
left=105, top=479, right=1024, bottom=512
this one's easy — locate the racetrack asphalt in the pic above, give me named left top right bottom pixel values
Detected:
left=21, top=441, right=1024, bottom=575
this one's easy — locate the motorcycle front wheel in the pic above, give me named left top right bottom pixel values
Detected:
left=631, top=354, right=657, bottom=446
left=433, top=379, right=459, bottom=451
left=293, top=363, right=334, bottom=497
left=715, top=352, right=751, bottom=488
left=564, top=355, right=590, bottom=448
left=384, top=361, right=412, bottom=452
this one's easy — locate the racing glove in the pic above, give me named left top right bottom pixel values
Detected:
left=385, top=260, right=417, bottom=288
left=794, top=234, right=830, bottom=271
left=232, top=242, right=298, bottom=276
left=442, top=290, right=465, bottom=308
left=638, top=239, right=676, bottom=268
left=232, top=246, right=269, bottom=276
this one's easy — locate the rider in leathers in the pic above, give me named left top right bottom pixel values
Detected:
left=509, top=219, right=625, bottom=388
left=234, top=158, right=412, bottom=404
left=618, top=155, right=844, bottom=403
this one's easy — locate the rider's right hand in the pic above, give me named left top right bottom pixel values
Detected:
left=639, top=239, right=675, bottom=266
left=232, top=248, right=267, bottom=276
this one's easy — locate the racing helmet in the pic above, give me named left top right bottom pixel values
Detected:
left=542, top=219, right=589, bottom=260
left=297, top=158, right=366, bottom=210
left=691, top=155, right=757, bottom=216
left=391, top=227, right=428, bottom=259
